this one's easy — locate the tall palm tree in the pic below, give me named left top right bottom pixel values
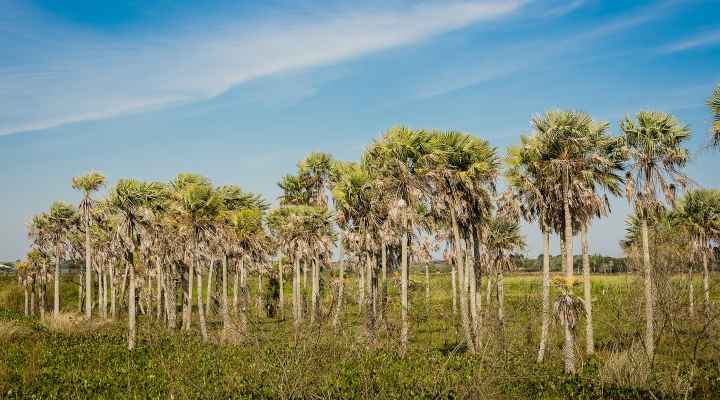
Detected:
left=47, top=201, right=79, bottom=318
left=363, top=127, right=431, bottom=351
left=72, top=171, right=106, bottom=319
left=675, top=189, right=720, bottom=319
left=708, top=84, right=720, bottom=147
left=29, top=213, right=52, bottom=320
left=621, top=111, right=690, bottom=358
left=108, top=179, right=165, bottom=350
left=169, top=173, right=222, bottom=341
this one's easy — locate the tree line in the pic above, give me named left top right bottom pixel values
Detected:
left=12, top=84, right=720, bottom=375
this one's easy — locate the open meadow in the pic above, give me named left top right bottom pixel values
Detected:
left=1, top=269, right=718, bottom=399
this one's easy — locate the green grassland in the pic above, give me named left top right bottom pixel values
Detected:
left=0, top=270, right=718, bottom=399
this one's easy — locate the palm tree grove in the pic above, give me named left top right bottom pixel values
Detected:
left=1, top=2, right=720, bottom=399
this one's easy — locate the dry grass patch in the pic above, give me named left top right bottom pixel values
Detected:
left=0, top=319, right=32, bottom=340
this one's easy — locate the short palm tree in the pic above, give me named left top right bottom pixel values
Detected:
left=621, top=111, right=690, bottom=358
left=72, top=171, right=106, bottom=319
left=675, top=189, right=720, bottom=319
left=47, top=201, right=79, bottom=318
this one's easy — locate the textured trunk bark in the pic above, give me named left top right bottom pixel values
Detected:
left=85, top=226, right=92, bottom=319
left=31, top=284, right=36, bottom=316
left=468, top=233, right=478, bottom=341
left=110, top=263, right=116, bottom=320
left=451, top=208, right=475, bottom=353
left=156, top=266, right=162, bottom=320
left=127, top=252, right=136, bottom=350
left=640, top=216, right=654, bottom=358
left=451, top=264, right=457, bottom=316
left=293, top=256, right=302, bottom=330
left=54, top=245, right=61, bottom=318
left=562, top=171, right=576, bottom=373
left=222, top=253, right=230, bottom=330
left=332, top=238, right=345, bottom=328
left=279, top=256, right=285, bottom=320
left=400, top=211, right=409, bottom=352
left=24, top=287, right=29, bottom=316
left=366, top=253, right=376, bottom=343
left=40, top=265, right=46, bottom=321
left=581, top=224, right=594, bottom=355
left=196, top=266, right=208, bottom=341
left=183, top=259, right=194, bottom=331
left=689, top=264, right=695, bottom=318
left=206, top=258, right=215, bottom=316
left=497, top=271, right=505, bottom=351
left=257, top=268, right=264, bottom=317
left=311, top=256, right=319, bottom=323
left=233, top=263, right=239, bottom=314
left=358, top=259, right=365, bottom=313
left=703, top=248, right=710, bottom=320
left=381, top=239, right=387, bottom=321
left=537, top=226, right=551, bottom=363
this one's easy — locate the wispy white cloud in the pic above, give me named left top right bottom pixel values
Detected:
left=660, top=29, right=720, bottom=54
left=541, top=0, right=585, bottom=18
left=0, top=0, right=525, bottom=136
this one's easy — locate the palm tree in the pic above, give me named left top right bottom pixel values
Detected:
left=708, top=84, right=720, bottom=147
left=675, top=189, right=720, bottom=319
left=621, top=111, right=690, bottom=358
left=72, top=171, right=106, bottom=319
left=169, top=173, right=222, bottom=341
left=108, top=179, right=165, bottom=350
left=29, top=214, right=52, bottom=320
left=47, top=201, right=79, bottom=318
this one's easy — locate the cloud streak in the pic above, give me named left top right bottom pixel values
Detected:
left=0, top=0, right=525, bottom=136
left=660, top=29, right=720, bottom=54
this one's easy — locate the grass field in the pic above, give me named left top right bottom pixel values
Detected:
left=0, top=270, right=718, bottom=399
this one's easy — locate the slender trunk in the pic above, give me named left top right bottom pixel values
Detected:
left=332, top=238, right=345, bottom=328
left=54, top=245, right=61, bottom=318
left=311, top=256, right=319, bottom=323
left=78, top=271, right=84, bottom=314
left=30, top=283, right=36, bottom=316
left=85, top=226, right=92, bottom=319
left=640, top=216, right=654, bottom=358
left=562, top=170, right=576, bottom=373
left=222, top=253, right=230, bottom=331
left=703, top=247, right=710, bottom=320
left=207, top=258, right=215, bottom=316
left=127, top=252, right=136, bottom=350
left=358, top=259, right=365, bottom=313
left=366, top=253, right=376, bottom=343
left=257, top=267, right=264, bottom=317
left=279, top=257, right=285, bottom=320
left=183, top=259, right=194, bottom=331
left=468, top=233, right=478, bottom=341
left=381, top=239, right=387, bottom=321
left=451, top=263, right=457, bottom=316
left=293, top=256, right=303, bottom=330
left=472, top=229, right=482, bottom=348
left=40, top=265, right=46, bottom=321
left=240, top=259, right=249, bottom=309
left=196, top=266, right=208, bottom=341
left=689, top=264, right=695, bottom=317
left=425, top=264, right=430, bottom=306
left=110, top=263, right=116, bottom=320
left=581, top=224, right=594, bottom=355
left=156, top=266, right=163, bottom=320
left=166, top=269, right=176, bottom=329
left=537, top=226, right=551, bottom=363
left=497, top=271, right=505, bottom=350
left=400, top=211, right=409, bottom=352
left=24, top=287, right=29, bottom=316
left=451, top=208, right=475, bottom=353
left=233, top=263, right=239, bottom=313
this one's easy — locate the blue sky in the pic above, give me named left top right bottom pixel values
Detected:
left=1, top=0, right=719, bottom=260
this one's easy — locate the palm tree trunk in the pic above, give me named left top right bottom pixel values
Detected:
left=381, top=239, right=387, bottom=321
left=156, top=267, right=163, bottom=320
left=293, top=255, right=303, bottom=330
left=497, top=271, right=505, bottom=351
left=425, top=264, right=430, bottom=306
left=703, top=247, right=710, bottom=320
left=451, top=208, right=475, bottom=353
left=311, top=256, right=319, bottom=323
left=467, top=234, right=478, bottom=341
left=451, top=263, right=457, bottom=316
left=110, top=263, right=116, bottom=320
left=581, top=224, right=594, bottom=355
left=537, top=226, right=551, bottom=363
left=85, top=226, right=92, bottom=319
left=206, top=258, right=215, bottom=316
left=233, top=262, right=239, bottom=314
left=333, top=239, right=345, bottom=328
left=366, top=253, right=376, bottom=343
left=184, top=259, right=194, bottom=331
left=40, top=265, right=46, bottom=321
left=257, top=268, right=264, bottom=317
left=279, top=257, right=285, bottom=320
left=127, top=252, right=136, bottom=350
left=689, top=264, right=695, bottom=318
left=400, top=212, right=409, bottom=352
left=562, top=171, right=576, bottom=373
left=31, top=283, right=36, bottom=316
left=54, top=245, right=61, bottom=318
left=358, top=259, right=365, bottom=313
left=222, top=253, right=230, bottom=331
left=640, top=215, right=654, bottom=358
left=196, top=265, right=208, bottom=342
left=24, top=287, right=29, bottom=316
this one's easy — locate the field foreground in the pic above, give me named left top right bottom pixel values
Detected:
left=1, top=272, right=719, bottom=399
